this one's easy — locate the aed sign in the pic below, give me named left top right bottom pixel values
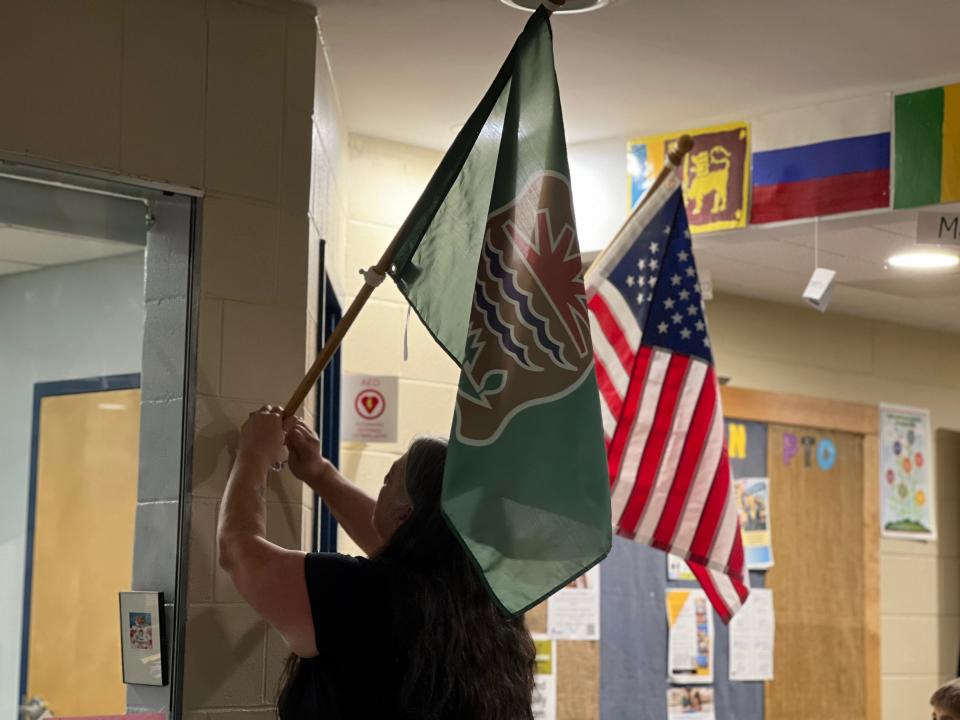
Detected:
left=916, top=212, right=960, bottom=246
left=342, top=373, right=398, bottom=443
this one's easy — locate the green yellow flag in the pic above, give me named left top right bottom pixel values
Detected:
left=894, top=83, right=960, bottom=208
left=387, top=6, right=611, bottom=615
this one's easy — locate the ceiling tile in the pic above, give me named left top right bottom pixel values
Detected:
left=0, top=225, right=143, bottom=267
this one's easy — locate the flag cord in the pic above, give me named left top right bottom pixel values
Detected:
left=814, top=217, right=819, bottom=268
left=403, top=305, right=412, bottom=362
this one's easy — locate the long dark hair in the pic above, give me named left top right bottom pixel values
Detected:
left=278, top=437, right=535, bottom=719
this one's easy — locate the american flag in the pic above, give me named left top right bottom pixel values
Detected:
left=586, top=175, right=749, bottom=622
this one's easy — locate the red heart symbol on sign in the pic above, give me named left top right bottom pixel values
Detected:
left=362, top=396, right=380, bottom=414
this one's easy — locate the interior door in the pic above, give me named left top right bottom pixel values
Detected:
left=22, top=382, right=140, bottom=715
left=764, top=425, right=865, bottom=720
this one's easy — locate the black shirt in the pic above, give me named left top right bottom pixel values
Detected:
left=278, top=552, right=409, bottom=719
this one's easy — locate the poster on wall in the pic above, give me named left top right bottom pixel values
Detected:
left=341, top=373, right=398, bottom=443
left=667, top=554, right=696, bottom=582
left=735, top=477, right=774, bottom=569
left=118, top=591, right=166, bottom=686
left=729, top=588, right=775, bottom=681
left=628, top=122, right=751, bottom=234
left=667, top=687, right=716, bottom=720
left=532, top=635, right=557, bottom=720
left=880, top=404, right=937, bottom=541
left=547, top=565, right=600, bottom=640
left=666, top=589, right=714, bottom=684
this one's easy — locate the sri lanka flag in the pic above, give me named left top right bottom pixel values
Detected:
left=750, top=94, right=891, bottom=224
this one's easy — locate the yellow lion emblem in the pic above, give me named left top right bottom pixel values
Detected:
left=682, top=145, right=732, bottom=216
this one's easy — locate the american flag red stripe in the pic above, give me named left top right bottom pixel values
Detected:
left=585, top=176, right=749, bottom=622
left=650, top=373, right=716, bottom=546
left=594, top=356, right=624, bottom=423
left=587, top=294, right=635, bottom=372
left=605, top=346, right=651, bottom=483
left=618, top=354, right=689, bottom=537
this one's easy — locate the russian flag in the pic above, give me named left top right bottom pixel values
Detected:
left=751, top=94, right=892, bottom=224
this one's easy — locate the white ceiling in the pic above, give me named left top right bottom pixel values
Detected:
left=0, top=225, right=143, bottom=277
left=319, top=0, right=960, bottom=334
left=318, top=0, right=960, bottom=150
left=692, top=208, right=960, bottom=335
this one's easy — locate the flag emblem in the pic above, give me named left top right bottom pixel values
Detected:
left=458, top=172, right=593, bottom=445
left=628, top=122, right=750, bottom=234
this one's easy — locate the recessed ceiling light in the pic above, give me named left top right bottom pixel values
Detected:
left=500, top=0, right=610, bottom=14
left=886, top=249, right=960, bottom=270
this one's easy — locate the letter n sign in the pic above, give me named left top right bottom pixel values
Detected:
left=727, top=422, right=747, bottom=460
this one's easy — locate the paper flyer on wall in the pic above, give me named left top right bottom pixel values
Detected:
left=735, top=477, right=774, bottom=569
left=667, top=686, right=716, bottom=720
left=547, top=565, right=600, bottom=640
left=880, top=404, right=937, bottom=541
left=667, top=554, right=696, bottom=582
left=532, top=635, right=557, bottom=720
left=666, top=589, right=714, bottom=684
left=729, top=588, right=775, bottom=681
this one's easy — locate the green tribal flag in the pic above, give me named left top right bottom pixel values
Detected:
left=387, top=6, right=611, bottom=615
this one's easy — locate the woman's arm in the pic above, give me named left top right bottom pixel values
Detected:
left=218, top=408, right=318, bottom=658
left=286, top=419, right=384, bottom=556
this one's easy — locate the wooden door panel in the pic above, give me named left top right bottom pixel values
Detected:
left=764, top=425, right=864, bottom=720
left=27, top=388, right=139, bottom=715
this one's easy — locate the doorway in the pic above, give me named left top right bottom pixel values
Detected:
left=0, top=162, right=197, bottom=718
left=21, top=376, right=141, bottom=715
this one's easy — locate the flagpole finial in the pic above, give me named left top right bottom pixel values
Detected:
left=668, top=134, right=694, bottom=166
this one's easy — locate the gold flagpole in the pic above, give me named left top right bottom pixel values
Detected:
left=584, top=134, right=694, bottom=284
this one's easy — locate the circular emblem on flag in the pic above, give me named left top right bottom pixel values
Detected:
left=355, top=389, right=385, bottom=420
left=455, top=171, right=593, bottom=446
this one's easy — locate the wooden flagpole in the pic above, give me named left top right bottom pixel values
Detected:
left=282, top=237, right=406, bottom=419
left=584, top=133, right=694, bottom=283
left=282, top=0, right=572, bottom=419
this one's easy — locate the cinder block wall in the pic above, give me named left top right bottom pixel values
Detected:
left=0, top=0, right=345, bottom=714
left=335, top=135, right=458, bottom=556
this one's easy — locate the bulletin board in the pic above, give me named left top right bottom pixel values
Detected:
left=598, top=419, right=767, bottom=720
left=533, top=387, right=880, bottom=720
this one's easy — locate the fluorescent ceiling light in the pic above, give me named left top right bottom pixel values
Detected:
left=886, top=249, right=960, bottom=270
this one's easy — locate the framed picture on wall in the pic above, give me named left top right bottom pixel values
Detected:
left=118, top=591, right=167, bottom=685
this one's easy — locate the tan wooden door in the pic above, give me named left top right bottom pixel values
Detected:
left=26, top=387, right=140, bottom=714
left=765, top=424, right=865, bottom=720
